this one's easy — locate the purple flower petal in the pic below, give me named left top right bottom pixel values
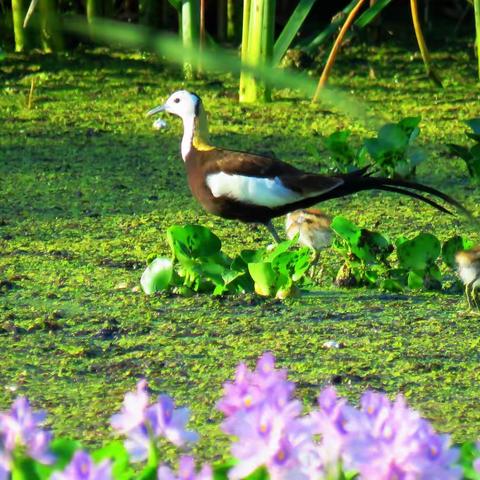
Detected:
left=51, top=451, right=112, bottom=480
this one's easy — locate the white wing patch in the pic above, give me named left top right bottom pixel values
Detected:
left=206, top=172, right=331, bottom=208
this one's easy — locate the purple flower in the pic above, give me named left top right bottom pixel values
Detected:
left=219, top=353, right=314, bottom=479
left=0, top=397, right=54, bottom=465
left=306, top=387, right=355, bottom=473
left=217, top=353, right=294, bottom=418
left=344, top=392, right=462, bottom=480
left=51, top=451, right=112, bottom=480
left=474, top=457, right=480, bottom=472
left=111, top=379, right=149, bottom=434
left=157, top=456, right=212, bottom=480
left=112, top=385, right=198, bottom=463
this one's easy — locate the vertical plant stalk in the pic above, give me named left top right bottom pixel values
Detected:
left=182, top=0, right=200, bottom=79
left=474, top=0, right=480, bottom=81
left=39, top=0, right=63, bottom=52
left=27, top=77, right=35, bottom=109
left=217, top=0, right=226, bottom=41
left=12, top=0, right=27, bottom=51
left=239, top=0, right=251, bottom=101
left=199, top=0, right=205, bottom=73
left=312, top=0, right=366, bottom=103
left=226, top=0, right=236, bottom=42
left=410, top=0, right=442, bottom=87
left=86, top=0, right=100, bottom=34
left=239, top=0, right=275, bottom=103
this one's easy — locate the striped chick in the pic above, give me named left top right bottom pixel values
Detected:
left=286, top=209, right=332, bottom=278
left=455, top=245, right=480, bottom=311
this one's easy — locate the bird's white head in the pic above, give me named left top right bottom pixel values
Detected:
left=147, top=90, right=201, bottom=121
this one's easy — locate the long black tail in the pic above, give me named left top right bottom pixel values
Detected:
left=279, top=168, right=473, bottom=221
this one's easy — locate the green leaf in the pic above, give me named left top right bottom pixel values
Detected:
left=331, top=216, right=361, bottom=246
left=442, top=235, right=474, bottom=269
left=398, top=116, right=421, bottom=143
left=447, top=143, right=472, bottom=162
left=212, top=458, right=236, bottom=480
left=465, top=118, right=480, bottom=136
left=297, top=0, right=358, bottom=51
left=140, top=257, right=173, bottom=294
left=377, top=124, right=409, bottom=151
left=265, top=237, right=298, bottom=262
left=138, top=465, right=158, bottom=480
left=397, top=233, right=441, bottom=271
left=407, top=270, right=424, bottom=289
left=355, top=0, right=393, bottom=28
left=458, top=441, right=480, bottom=480
left=272, top=248, right=312, bottom=282
left=248, top=262, right=281, bottom=296
left=92, top=441, right=134, bottom=480
left=167, top=225, right=221, bottom=259
left=240, top=249, right=267, bottom=264
left=167, top=0, right=181, bottom=10
left=273, top=0, right=317, bottom=66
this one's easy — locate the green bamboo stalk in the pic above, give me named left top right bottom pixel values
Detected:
left=182, top=0, right=200, bottom=79
left=86, top=0, right=100, bottom=26
left=12, top=0, right=28, bottom=51
left=226, top=0, right=240, bottom=42
left=39, top=0, right=63, bottom=52
left=239, top=0, right=275, bottom=103
left=239, top=0, right=251, bottom=101
left=474, top=0, right=480, bottom=80
left=217, top=0, right=227, bottom=41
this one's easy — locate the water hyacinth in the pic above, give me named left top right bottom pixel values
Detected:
left=218, top=353, right=464, bottom=480
left=0, top=396, right=54, bottom=476
left=157, top=455, right=212, bottom=480
left=219, top=353, right=319, bottom=479
left=111, top=380, right=198, bottom=462
left=51, top=451, right=112, bottom=480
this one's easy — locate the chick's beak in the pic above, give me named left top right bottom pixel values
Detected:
left=146, top=104, right=166, bottom=116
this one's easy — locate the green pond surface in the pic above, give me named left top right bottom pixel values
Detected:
left=1, top=41, right=480, bottom=460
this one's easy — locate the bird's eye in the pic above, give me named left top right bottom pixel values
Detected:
left=174, top=98, right=180, bottom=103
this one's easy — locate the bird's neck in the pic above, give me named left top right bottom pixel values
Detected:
left=181, top=109, right=213, bottom=161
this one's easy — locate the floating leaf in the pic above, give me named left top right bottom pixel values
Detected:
left=397, top=233, right=440, bottom=271
left=140, top=257, right=173, bottom=294
left=167, top=225, right=221, bottom=259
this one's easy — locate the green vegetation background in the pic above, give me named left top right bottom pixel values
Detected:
left=1, top=39, right=480, bottom=459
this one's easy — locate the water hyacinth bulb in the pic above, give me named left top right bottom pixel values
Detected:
left=140, top=257, right=173, bottom=294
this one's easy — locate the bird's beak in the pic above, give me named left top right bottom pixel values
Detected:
left=146, top=104, right=166, bottom=116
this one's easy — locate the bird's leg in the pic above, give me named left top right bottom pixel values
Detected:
left=264, top=221, right=281, bottom=244
left=309, top=251, right=320, bottom=279
left=472, top=277, right=480, bottom=311
left=465, top=282, right=474, bottom=310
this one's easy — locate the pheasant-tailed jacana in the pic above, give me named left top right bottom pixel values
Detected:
left=147, top=90, right=471, bottom=241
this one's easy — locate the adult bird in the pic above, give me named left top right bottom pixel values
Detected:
left=147, top=90, right=470, bottom=241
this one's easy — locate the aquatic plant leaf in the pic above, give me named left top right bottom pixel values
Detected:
left=398, top=116, right=421, bottom=143
left=248, top=262, right=277, bottom=297
left=331, top=216, right=361, bottom=246
left=271, top=247, right=312, bottom=282
left=407, top=270, right=424, bottom=290
left=355, top=0, right=393, bottom=28
left=465, top=118, right=480, bottom=136
left=397, top=233, right=441, bottom=271
left=266, top=237, right=298, bottom=262
left=442, top=235, right=475, bottom=270
left=92, top=440, right=133, bottom=480
left=167, top=225, right=221, bottom=259
left=140, top=257, right=173, bottom=294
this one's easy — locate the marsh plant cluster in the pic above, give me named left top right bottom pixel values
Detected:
left=2, top=353, right=480, bottom=480
left=140, top=221, right=472, bottom=299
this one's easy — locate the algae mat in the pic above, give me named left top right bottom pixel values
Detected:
left=1, top=45, right=480, bottom=458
